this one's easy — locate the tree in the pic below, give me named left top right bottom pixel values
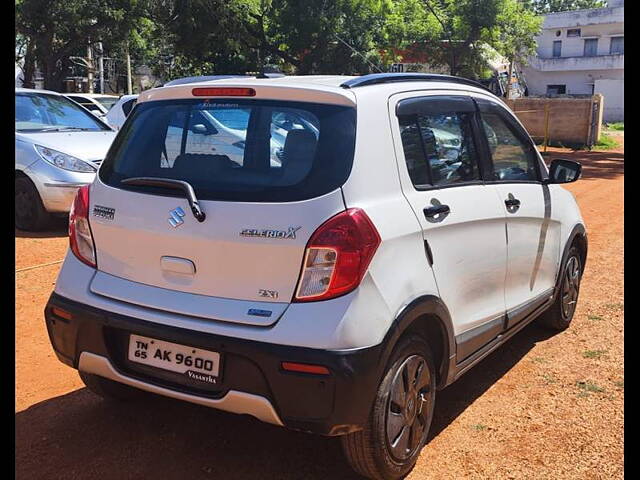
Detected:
left=238, top=0, right=395, bottom=74
left=522, top=0, right=606, bottom=14
left=418, top=0, right=506, bottom=77
left=16, top=0, right=153, bottom=91
left=494, top=0, right=542, bottom=98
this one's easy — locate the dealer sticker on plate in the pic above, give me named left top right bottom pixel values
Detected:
left=128, top=334, right=221, bottom=385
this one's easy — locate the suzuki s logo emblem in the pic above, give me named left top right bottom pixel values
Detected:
left=168, top=207, right=185, bottom=227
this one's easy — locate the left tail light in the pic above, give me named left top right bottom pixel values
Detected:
left=294, top=208, right=381, bottom=302
left=69, top=185, right=96, bottom=268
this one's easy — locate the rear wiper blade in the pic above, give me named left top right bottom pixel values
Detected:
left=121, top=177, right=206, bottom=222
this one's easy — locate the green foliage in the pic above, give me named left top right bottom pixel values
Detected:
left=16, top=0, right=154, bottom=90
left=593, top=133, right=620, bottom=151
left=522, top=0, right=606, bottom=14
left=576, top=380, right=605, bottom=394
left=582, top=350, right=607, bottom=359
left=606, top=122, right=624, bottom=131
left=494, top=0, right=542, bottom=65
left=16, top=0, right=546, bottom=88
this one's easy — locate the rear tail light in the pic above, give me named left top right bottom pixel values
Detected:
left=69, top=185, right=96, bottom=268
left=294, top=208, right=381, bottom=302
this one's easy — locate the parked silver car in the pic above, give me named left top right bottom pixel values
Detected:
left=15, top=88, right=117, bottom=231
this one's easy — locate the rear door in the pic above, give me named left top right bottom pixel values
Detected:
left=389, top=92, right=508, bottom=361
left=474, top=98, right=561, bottom=328
left=90, top=96, right=356, bottom=325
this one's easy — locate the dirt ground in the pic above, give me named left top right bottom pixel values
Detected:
left=15, top=139, right=623, bottom=479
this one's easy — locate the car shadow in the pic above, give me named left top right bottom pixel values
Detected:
left=15, top=217, right=68, bottom=238
left=16, top=321, right=557, bottom=480
left=541, top=150, right=624, bottom=181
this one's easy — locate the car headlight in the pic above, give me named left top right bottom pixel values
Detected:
left=34, top=145, right=96, bottom=173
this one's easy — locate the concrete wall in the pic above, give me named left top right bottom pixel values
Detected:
left=520, top=66, right=623, bottom=95
left=520, top=3, right=623, bottom=123
left=595, top=79, right=624, bottom=122
left=505, top=95, right=603, bottom=146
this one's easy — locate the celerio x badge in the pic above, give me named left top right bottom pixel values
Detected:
left=240, top=226, right=301, bottom=239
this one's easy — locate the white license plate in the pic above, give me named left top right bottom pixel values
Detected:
left=128, top=334, right=221, bottom=385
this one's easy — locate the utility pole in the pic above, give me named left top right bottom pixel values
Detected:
left=97, top=42, right=104, bottom=94
left=87, top=41, right=94, bottom=93
left=126, top=45, right=133, bottom=94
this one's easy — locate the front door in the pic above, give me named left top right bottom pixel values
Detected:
left=474, top=98, right=561, bottom=328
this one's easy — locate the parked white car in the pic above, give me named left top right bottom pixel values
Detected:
left=65, top=93, right=119, bottom=120
left=45, top=74, right=587, bottom=480
left=15, top=88, right=117, bottom=230
left=104, top=94, right=138, bottom=130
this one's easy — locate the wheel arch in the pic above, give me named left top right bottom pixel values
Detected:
left=554, top=223, right=588, bottom=300
left=379, top=295, right=456, bottom=390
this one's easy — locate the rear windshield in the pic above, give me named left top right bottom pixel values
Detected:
left=100, top=98, right=356, bottom=202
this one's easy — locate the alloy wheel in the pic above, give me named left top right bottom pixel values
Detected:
left=386, top=354, right=432, bottom=461
left=561, top=255, right=581, bottom=319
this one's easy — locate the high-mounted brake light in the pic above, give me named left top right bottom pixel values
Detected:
left=69, top=185, right=96, bottom=268
left=294, top=208, right=381, bottom=302
left=191, top=87, right=256, bottom=97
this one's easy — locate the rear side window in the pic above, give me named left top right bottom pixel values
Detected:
left=100, top=99, right=356, bottom=202
left=398, top=103, right=480, bottom=188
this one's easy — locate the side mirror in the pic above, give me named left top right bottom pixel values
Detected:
left=546, top=158, right=581, bottom=184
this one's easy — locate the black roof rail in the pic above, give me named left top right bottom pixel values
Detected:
left=164, top=75, right=250, bottom=87
left=255, top=72, right=286, bottom=79
left=340, top=73, right=490, bottom=92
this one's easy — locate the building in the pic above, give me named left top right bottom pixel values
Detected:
left=521, top=0, right=624, bottom=121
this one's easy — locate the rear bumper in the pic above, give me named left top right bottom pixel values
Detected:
left=45, top=292, right=385, bottom=436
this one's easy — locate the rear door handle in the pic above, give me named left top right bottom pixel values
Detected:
left=505, top=197, right=521, bottom=208
left=423, top=204, right=450, bottom=218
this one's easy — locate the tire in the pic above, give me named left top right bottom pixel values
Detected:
left=340, top=334, right=436, bottom=480
left=537, top=245, right=583, bottom=331
left=15, top=176, right=52, bottom=231
left=79, top=371, right=144, bottom=402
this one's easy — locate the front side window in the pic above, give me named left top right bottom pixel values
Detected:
left=480, top=111, right=539, bottom=182
left=100, top=99, right=355, bottom=202
left=15, top=93, right=109, bottom=132
left=398, top=110, right=480, bottom=188
left=553, top=40, right=562, bottom=57
left=567, top=28, right=581, bottom=37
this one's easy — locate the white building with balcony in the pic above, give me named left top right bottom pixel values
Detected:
left=521, top=0, right=624, bottom=121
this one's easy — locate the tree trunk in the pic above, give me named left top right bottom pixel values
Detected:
left=22, top=40, right=36, bottom=89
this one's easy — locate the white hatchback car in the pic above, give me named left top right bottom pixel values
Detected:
left=104, top=94, right=138, bottom=130
left=45, top=74, right=587, bottom=480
